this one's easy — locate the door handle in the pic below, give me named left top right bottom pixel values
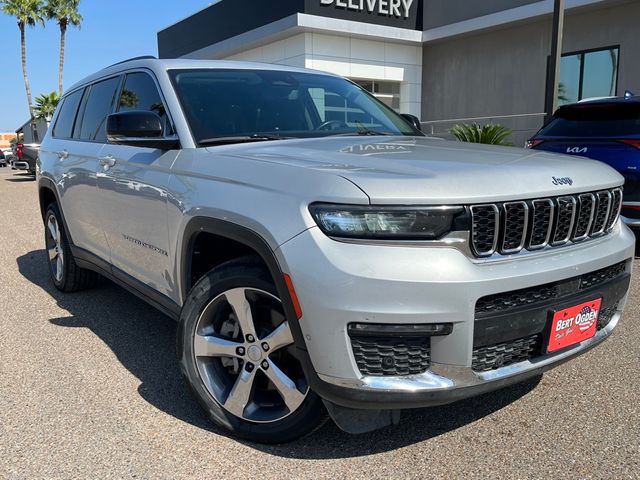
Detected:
left=56, top=150, right=69, bottom=160
left=99, top=155, right=116, bottom=169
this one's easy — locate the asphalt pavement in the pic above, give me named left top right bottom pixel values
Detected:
left=0, top=167, right=638, bottom=479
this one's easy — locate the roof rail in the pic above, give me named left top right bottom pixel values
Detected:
left=105, top=55, right=157, bottom=69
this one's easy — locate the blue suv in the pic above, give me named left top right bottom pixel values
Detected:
left=527, top=96, right=640, bottom=228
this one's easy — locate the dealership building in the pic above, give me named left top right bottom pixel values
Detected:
left=158, top=0, right=639, bottom=144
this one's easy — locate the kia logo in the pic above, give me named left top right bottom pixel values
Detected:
left=552, top=176, right=573, bottom=186
left=567, top=147, right=588, bottom=154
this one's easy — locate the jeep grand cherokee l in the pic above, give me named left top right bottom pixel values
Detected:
left=37, top=58, right=634, bottom=443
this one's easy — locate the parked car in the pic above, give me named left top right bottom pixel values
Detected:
left=0, top=149, right=5, bottom=167
left=38, top=58, right=634, bottom=443
left=12, top=119, right=46, bottom=175
left=527, top=96, right=640, bottom=227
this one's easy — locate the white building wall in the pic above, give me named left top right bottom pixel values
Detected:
left=224, top=33, right=422, bottom=117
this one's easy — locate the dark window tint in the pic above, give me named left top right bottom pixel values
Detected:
left=78, top=76, right=120, bottom=142
left=540, top=103, right=640, bottom=137
left=118, top=72, right=168, bottom=131
left=52, top=89, right=84, bottom=138
left=170, top=69, right=414, bottom=143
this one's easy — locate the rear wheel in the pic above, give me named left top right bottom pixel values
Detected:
left=178, top=256, right=325, bottom=443
left=44, top=203, right=98, bottom=292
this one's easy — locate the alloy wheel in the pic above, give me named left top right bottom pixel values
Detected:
left=46, top=214, right=64, bottom=283
left=193, top=287, right=308, bottom=423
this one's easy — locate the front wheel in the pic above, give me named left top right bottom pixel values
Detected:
left=177, top=256, right=325, bottom=443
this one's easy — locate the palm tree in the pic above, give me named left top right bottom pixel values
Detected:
left=33, top=91, right=60, bottom=123
left=0, top=0, right=45, bottom=119
left=45, top=0, right=82, bottom=95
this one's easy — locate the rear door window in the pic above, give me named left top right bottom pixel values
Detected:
left=540, top=103, right=640, bottom=137
left=52, top=89, right=84, bottom=139
left=77, top=76, right=121, bottom=142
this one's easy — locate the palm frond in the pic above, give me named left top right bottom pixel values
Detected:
left=449, top=123, right=513, bottom=146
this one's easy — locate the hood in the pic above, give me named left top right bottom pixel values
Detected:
left=209, top=136, right=624, bottom=204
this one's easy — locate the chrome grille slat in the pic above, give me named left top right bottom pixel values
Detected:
left=591, top=191, right=612, bottom=236
left=469, top=187, right=622, bottom=259
left=606, top=188, right=623, bottom=232
left=528, top=199, right=554, bottom=250
left=572, top=193, right=596, bottom=242
left=552, top=196, right=577, bottom=246
left=470, top=205, right=499, bottom=257
left=501, top=202, right=528, bottom=254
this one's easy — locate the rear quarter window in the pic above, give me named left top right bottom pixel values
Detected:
left=540, top=103, right=640, bottom=137
left=52, top=89, right=84, bottom=139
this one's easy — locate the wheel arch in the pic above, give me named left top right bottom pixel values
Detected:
left=38, top=177, right=74, bottom=245
left=179, top=217, right=307, bottom=351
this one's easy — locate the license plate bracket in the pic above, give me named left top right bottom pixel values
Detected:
left=547, top=299, right=601, bottom=353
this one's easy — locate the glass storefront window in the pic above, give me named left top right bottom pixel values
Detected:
left=558, top=47, right=619, bottom=106
left=353, top=79, right=401, bottom=110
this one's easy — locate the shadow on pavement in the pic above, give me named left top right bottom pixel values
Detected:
left=5, top=175, right=36, bottom=182
left=16, top=249, right=214, bottom=433
left=17, top=249, right=540, bottom=458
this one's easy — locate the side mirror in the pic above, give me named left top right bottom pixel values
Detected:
left=106, top=111, right=179, bottom=150
left=401, top=113, right=422, bottom=132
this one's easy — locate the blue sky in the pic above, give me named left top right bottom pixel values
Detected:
left=0, top=0, right=211, bottom=131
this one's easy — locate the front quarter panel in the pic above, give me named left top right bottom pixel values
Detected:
left=167, top=147, right=370, bottom=304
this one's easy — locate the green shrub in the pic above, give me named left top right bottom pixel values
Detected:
left=449, top=123, right=513, bottom=146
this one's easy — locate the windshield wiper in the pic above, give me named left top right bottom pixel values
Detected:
left=326, top=121, right=393, bottom=137
left=199, top=134, right=292, bottom=146
left=327, top=130, right=393, bottom=137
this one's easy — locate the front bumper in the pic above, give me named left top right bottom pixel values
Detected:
left=277, top=222, right=635, bottom=409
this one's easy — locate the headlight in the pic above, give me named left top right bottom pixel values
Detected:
left=309, top=204, right=466, bottom=240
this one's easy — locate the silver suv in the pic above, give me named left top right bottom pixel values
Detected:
left=38, top=58, right=635, bottom=443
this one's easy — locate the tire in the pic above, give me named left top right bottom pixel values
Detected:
left=44, top=203, right=99, bottom=292
left=178, top=256, right=326, bottom=443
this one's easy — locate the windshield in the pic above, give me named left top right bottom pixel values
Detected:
left=539, top=103, right=640, bottom=138
left=169, top=69, right=419, bottom=145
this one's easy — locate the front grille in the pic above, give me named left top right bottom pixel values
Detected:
left=501, top=202, right=528, bottom=253
left=475, top=284, right=558, bottom=316
left=573, top=194, right=595, bottom=241
left=597, top=302, right=619, bottom=330
left=350, top=336, right=430, bottom=376
left=579, top=261, right=626, bottom=290
left=606, top=189, right=623, bottom=231
left=592, top=191, right=611, bottom=235
left=470, top=205, right=499, bottom=256
left=472, top=335, right=541, bottom=372
left=475, top=261, right=627, bottom=317
left=470, top=187, right=622, bottom=258
left=552, top=196, right=577, bottom=245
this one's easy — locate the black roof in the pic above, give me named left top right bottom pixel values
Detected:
left=566, top=95, right=640, bottom=107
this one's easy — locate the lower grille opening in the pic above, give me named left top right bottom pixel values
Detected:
left=350, top=335, right=431, bottom=377
left=597, top=302, right=619, bottom=330
left=472, top=335, right=542, bottom=372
